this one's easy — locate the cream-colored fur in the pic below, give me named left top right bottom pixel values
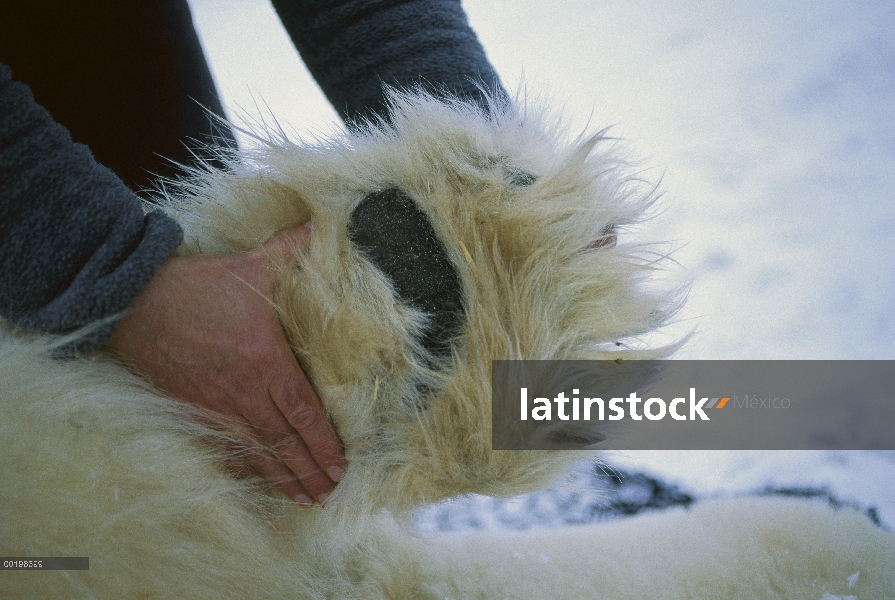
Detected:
left=424, top=497, right=895, bottom=599
left=1, top=92, right=892, bottom=598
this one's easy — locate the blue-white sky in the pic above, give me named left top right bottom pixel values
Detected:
left=188, top=1, right=895, bottom=524
left=189, top=0, right=895, bottom=360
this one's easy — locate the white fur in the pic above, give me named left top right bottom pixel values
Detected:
left=1, top=92, right=892, bottom=598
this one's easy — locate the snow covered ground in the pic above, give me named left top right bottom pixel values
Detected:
left=187, top=0, right=895, bottom=529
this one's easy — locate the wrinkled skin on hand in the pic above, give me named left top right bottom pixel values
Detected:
left=108, top=224, right=344, bottom=505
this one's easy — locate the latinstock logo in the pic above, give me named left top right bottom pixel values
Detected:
left=491, top=360, right=895, bottom=451
left=519, top=388, right=730, bottom=422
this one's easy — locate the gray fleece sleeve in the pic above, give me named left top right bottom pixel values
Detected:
left=0, top=63, right=184, bottom=355
left=270, top=0, right=507, bottom=123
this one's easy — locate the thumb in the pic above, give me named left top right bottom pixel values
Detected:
left=255, top=221, right=314, bottom=266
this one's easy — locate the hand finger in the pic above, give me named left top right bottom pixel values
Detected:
left=228, top=461, right=267, bottom=487
left=586, top=225, right=617, bottom=249
left=235, top=425, right=316, bottom=505
left=254, top=223, right=313, bottom=266
left=245, top=396, right=336, bottom=503
left=269, top=361, right=346, bottom=485
left=250, top=446, right=315, bottom=505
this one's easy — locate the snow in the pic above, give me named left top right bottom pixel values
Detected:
left=608, top=450, right=895, bottom=529
left=187, top=0, right=895, bottom=530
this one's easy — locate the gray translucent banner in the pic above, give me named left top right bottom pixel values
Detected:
left=1, top=557, right=89, bottom=570
left=491, top=361, right=895, bottom=450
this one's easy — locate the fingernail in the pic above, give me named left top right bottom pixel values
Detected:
left=327, top=466, right=345, bottom=482
left=302, top=219, right=316, bottom=231
left=318, top=493, right=330, bottom=506
left=295, top=494, right=313, bottom=506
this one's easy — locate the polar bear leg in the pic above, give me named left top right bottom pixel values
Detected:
left=417, top=497, right=895, bottom=599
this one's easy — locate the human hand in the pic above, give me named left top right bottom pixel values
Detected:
left=108, top=224, right=344, bottom=505
left=587, top=225, right=617, bottom=249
